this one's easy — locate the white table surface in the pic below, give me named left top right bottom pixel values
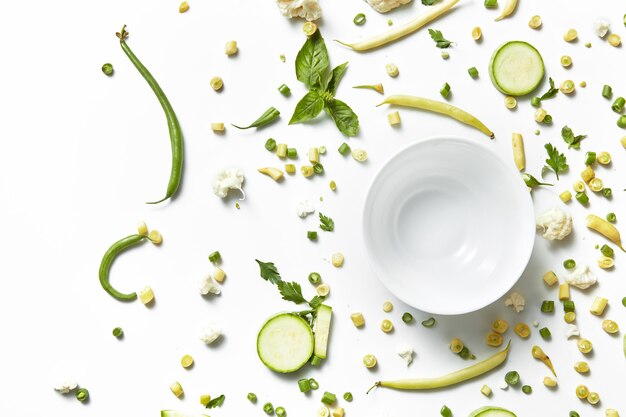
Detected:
left=1, top=0, right=625, bottom=416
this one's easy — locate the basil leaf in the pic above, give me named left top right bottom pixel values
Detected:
left=325, top=62, right=348, bottom=96
left=295, top=31, right=329, bottom=90
left=324, top=99, right=359, bottom=137
left=289, top=91, right=325, bottom=124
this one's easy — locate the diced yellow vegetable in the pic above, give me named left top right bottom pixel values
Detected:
left=543, top=271, right=558, bottom=286
left=559, top=190, right=572, bottom=203
left=608, top=33, right=622, bottom=47
left=382, top=301, right=393, bottom=312
left=210, top=76, right=223, bottom=91
left=528, top=15, right=542, bottom=29
left=581, top=166, right=595, bottom=183
left=285, top=164, right=296, bottom=174
left=577, top=339, right=593, bottom=354
left=139, top=286, right=155, bottom=305
left=148, top=230, right=163, bottom=244
left=211, top=122, right=225, bottom=132
left=512, top=133, right=525, bottom=171
left=331, top=252, right=344, bottom=267
left=486, top=332, right=503, bottom=347
left=180, top=354, right=194, bottom=368
left=514, top=322, right=530, bottom=338
left=597, top=256, right=614, bottom=269
left=179, top=1, right=189, bottom=13
left=381, top=319, right=394, bottom=333
left=573, top=361, right=589, bottom=373
left=492, top=319, right=509, bottom=334
left=137, top=221, right=148, bottom=235
left=597, top=151, right=611, bottom=165
left=363, top=354, right=377, bottom=368
left=276, top=144, right=288, bottom=158
left=332, top=407, right=345, bottom=417
left=590, top=297, right=608, bottom=316
left=602, top=319, right=619, bottom=334
left=564, top=312, right=576, bottom=323
left=558, top=283, right=570, bottom=300
left=170, top=381, right=184, bottom=397
left=471, top=26, right=482, bottom=40
left=309, top=147, right=320, bottom=164
left=606, top=409, right=620, bottom=417
left=258, top=167, right=284, bottom=181
left=316, top=283, right=330, bottom=297
left=386, top=63, right=399, bottom=77
left=350, top=312, right=365, bottom=328
left=449, top=338, right=464, bottom=353
left=480, top=384, right=492, bottom=397
left=301, top=165, right=315, bottom=178
left=350, top=313, right=365, bottom=327
left=388, top=111, right=401, bottom=126
left=224, top=40, right=238, bottom=56
left=589, top=177, right=604, bottom=192
left=213, top=267, right=226, bottom=283
left=200, top=394, right=211, bottom=406
left=543, top=376, right=558, bottom=387
left=563, top=28, right=578, bottom=42
left=573, top=181, right=585, bottom=192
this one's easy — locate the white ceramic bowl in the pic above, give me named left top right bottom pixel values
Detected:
left=363, top=136, right=535, bottom=315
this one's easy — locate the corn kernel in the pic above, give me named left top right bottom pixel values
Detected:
left=558, top=283, right=570, bottom=300
left=170, top=381, right=184, bottom=397
left=563, top=28, right=578, bottom=42
left=179, top=1, right=189, bottom=13
left=139, top=286, right=155, bottom=305
left=224, top=40, right=238, bottom=56
left=213, top=267, right=226, bottom=283
left=543, top=271, right=558, bottom=286
left=331, top=252, right=344, bottom=267
left=210, top=76, right=223, bottom=91
left=590, top=297, right=608, bottom=315
left=350, top=312, right=365, bottom=328
left=137, top=221, right=148, bottom=235
left=608, top=33, right=622, bottom=47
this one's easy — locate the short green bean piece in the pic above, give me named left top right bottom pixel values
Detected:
left=99, top=233, right=159, bottom=301
left=117, top=25, right=183, bottom=205
left=232, top=107, right=281, bottom=129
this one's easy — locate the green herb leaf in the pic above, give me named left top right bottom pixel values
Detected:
left=422, top=0, right=439, bottom=4
left=540, top=77, right=559, bottom=101
left=289, top=91, right=325, bottom=125
left=232, top=107, right=280, bottom=129
left=544, top=143, right=568, bottom=180
left=319, top=212, right=335, bottom=231
left=325, top=62, right=348, bottom=96
left=561, top=125, right=587, bottom=149
left=324, top=99, right=359, bottom=137
left=255, top=259, right=282, bottom=284
left=428, top=29, right=453, bottom=48
left=278, top=281, right=308, bottom=304
left=309, top=296, right=324, bottom=309
left=206, top=394, right=225, bottom=409
left=295, top=31, right=329, bottom=90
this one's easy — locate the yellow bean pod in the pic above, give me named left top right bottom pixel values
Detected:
left=378, top=95, right=494, bottom=138
left=336, top=0, right=460, bottom=52
left=586, top=214, right=626, bottom=252
left=495, top=0, right=518, bottom=21
left=512, top=133, right=525, bottom=171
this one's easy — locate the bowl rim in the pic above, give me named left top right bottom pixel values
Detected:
left=362, top=135, right=535, bottom=315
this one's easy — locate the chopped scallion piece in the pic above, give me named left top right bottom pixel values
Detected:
left=208, top=251, right=221, bottom=263
left=603, top=187, right=612, bottom=198
left=311, top=355, right=322, bottom=366
left=265, top=138, right=277, bottom=151
left=402, top=312, right=414, bottom=324
left=602, top=85, right=613, bottom=99
left=263, top=402, right=274, bottom=415
left=618, top=115, right=626, bottom=128
left=338, top=142, right=351, bottom=156
left=531, top=97, right=541, bottom=107
left=563, top=300, right=576, bottom=312
left=522, top=385, right=532, bottom=394
left=575, top=191, right=589, bottom=205
left=467, top=67, right=479, bottom=79
left=276, top=406, right=286, bottom=417
left=539, top=327, right=551, bottom=340
left=247, top=393, right=257, bottom=403
left=287, top=148, right=298, bottom=159
left=112, top=327, right=123, bottom=338
left=353, top=13, right=366, bottom=25
left=584, top=151, right=596, bottom=165
left=600, top=244, right=614, bottom=257
left=343, top=392, right=353, bottom=402
left=440, top=82, right=451, bottom=98
left=421, top=317, right=436, bottom=327
left=541, top=300, right=555, bottom=313
left=440, top=405, right=452, bottom=417
left=307, top=231, right=318, bottom=240
left=607, top=212, right=617, bottom=223
left=321, top=391, right=336, bottom=405
left=563, top=259, right=576, bottom=269
left=313, top=163, right=324, bottom=174
left=504, top=370, right=520, bottom=385
left=75, top=388, right=89, bottom=402
left=308, top=272, right=321, bottom=285
left=612, top=97, right=625, bottom=113
left=484, top=0, right=497, bottom=8
left=309, top=378, right=319, bottom=390
left=278, top=84, right=291, bottom=96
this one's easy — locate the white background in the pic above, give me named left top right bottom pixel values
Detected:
left=1, top=0, right=625, bottom=416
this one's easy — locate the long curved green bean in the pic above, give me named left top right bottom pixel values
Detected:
left=99, top=233, right=155, bottom=301
left=368, top=341, right=510, bottom=392
left=117, top=25, right=183, bottom=204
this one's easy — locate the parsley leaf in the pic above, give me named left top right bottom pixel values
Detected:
left=206, top=394, right=225, bottom=409
left=561, top=125, right=587, bottom=150
left=319, top=213, right=334, bottom=232
left=255, top=259, right=282, bottom=284
left=278, top=281, right=308, bottom=304
left=309, top=296, right=324, bottom=309
left=539, top=77, right=559, bottom=101
left=544, top=143, right=568, bottom=179
left=428, top=29, right=453, bottom=48
left=422, top=0, right=438, bottom=4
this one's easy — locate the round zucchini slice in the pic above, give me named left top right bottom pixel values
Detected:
left=468, top=406, right=517, bottom=417
left=489, top=41, right=544, bottom=96
left=257, top=313, right=314, bottom=373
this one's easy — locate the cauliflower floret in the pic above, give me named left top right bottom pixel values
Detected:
left=296, top=200, right=315, bottom=218
left=212, top=169, right=245, bottom=199
left=594, top=18, right=610, bottom=38
left=397, top=345, right=414, bottom=366
left=564, top=265, right=597, bottom=290
left=566, top=324, right=580, bottom=339
left=54, top=379, right=78, bottom=394
left=364, top=0, right=412, bottom=13
left=199, top=274, right=221, bottom=295
left=276, top=0, right=322, bottom=21
left=199, top=323, right=222, bottom=345
left=504, top=292, right=525, bottom=313
left=536, top=208, right=572, bottom=240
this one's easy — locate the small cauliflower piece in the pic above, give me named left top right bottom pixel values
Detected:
left=276, top=0, right=322, bottom=21
left=397, top=345, right=414, bottom=366
left=297, top=200, right=315, bottom=218
left=199, top=323, right=222, bottom=344
left=212, top=169, right=245, bottom=199
left=566, top=323, right=580, bottom=339
left=564, top=265, right=597, bottom=290
left=594, top=18, right=610, bottom=38
left=505, top=292, right=525, bottom=313
left=199, top=274, right=221, bottom=295
left=54, top=379, right=78, bottom=394
left=365, top=0, right=412, bottom=13
left=536, top=208, right=573, bottom=240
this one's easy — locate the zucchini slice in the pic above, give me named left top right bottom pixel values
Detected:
left=257, top=313, right=314, bottom=373
left=313, top=304, right=332, bottom=359
left=161, top=411, right=210, bottom=417
left=468, top=406, right=517, bottom=417
left=489, top=41, right=544, bottom=96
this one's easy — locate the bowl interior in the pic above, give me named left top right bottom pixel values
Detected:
left=363, top=137, right=535, bottom=315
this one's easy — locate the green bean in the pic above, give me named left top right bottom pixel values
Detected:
left=99, top=233, right=158, bottom=301
left=116, top=25, right=183, bottom=205
left=232, top=107, right=280, bottom=129
left=369, top=341, right=510, bottom=392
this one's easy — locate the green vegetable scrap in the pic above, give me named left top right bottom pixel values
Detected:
left=233, top=107, right=280, bottom=129
left=428, top=29, right=453, bottom=48
left=544, top=143, right=568, bottom=179
left=290, top=31, right=359, bottom=136
left=561, top=125, right=587, bottom=149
